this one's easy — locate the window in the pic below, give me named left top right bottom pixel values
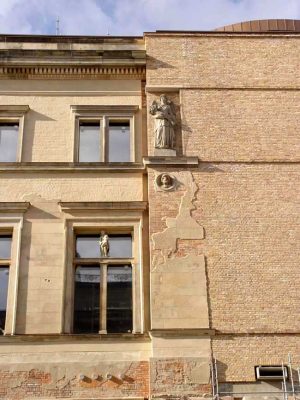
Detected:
left=73, top=233, right=133, bottom=334
left=61, top=202, right=146, bottom=335
left=71, top=105, right=138, bottom=163
left=255, top=365, right=288, bottom=381
left=0, top=124, right=19, bottom=162
left=0, top=235, right=12, bottom=335
left=0, top=105, right=29, bottom=163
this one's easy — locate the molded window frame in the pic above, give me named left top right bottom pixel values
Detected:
left=0, top=105, right=30, bottom=163
left=71, top=105, right=138, bottom=163
left=60, top=202, right=146, bottom=335
left=0, top=203, right=29, bottom=335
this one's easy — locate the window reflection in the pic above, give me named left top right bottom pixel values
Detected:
left=0, top=236, right=12, bottom=260
left=0, top=124, right=19, bottom=162
left=79, top=122, right=101, bottom=162
left=107, top=265, right=132, bottom=333
left=73, top=265, right=100, bottom=334
left=108, top=121, right=130, bottom=162
left=76, top=234, right=132, bottom=258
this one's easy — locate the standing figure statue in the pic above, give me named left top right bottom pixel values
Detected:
left=150, top=94, right=176, bottom=149
left=99, top=231, right=109, bottom=257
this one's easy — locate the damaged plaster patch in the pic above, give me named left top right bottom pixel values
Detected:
left=152, top=171, right=204, bottom=267
left=151, top=171, right=209, bottom=330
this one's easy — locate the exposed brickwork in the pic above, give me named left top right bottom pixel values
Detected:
left=0, top=362, right=149, bottom=400
left=150, top=358, right=211, bottom=398
left=146, top=35, right=300, bottom=89
left=212, top=335, right=300, bottom=382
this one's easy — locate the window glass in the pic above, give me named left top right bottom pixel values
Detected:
left=107, top=265, right=132, bottom=333
left=108, top=121, right=130, bottom=162
left=79, top=122, right=101, bottom=162
left=76, top=234, right=132, bottom=258
left=0, top=267, right=9, bottom=335
left=0, top=124, right=19, bottom=162
left=0, top=236, right=12, bottom=259
left=76, top=235, right=99, bottom=258
left=109, top=235, right=132, bottom=258
left=73, top=265, right=100, bottom=333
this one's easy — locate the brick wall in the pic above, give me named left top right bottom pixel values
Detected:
left=0, top=362, right=149, bottom=399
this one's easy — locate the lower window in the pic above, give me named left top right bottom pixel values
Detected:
left=73, top=233, right=133, bottom=334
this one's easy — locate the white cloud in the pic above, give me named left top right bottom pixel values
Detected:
left=0, top=0, right=299, bottom=35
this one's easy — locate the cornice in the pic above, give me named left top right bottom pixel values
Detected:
left=0, top=105, right=30, bottom=116
left=0, top=162, right=146, bottom=173
left=0, top=202, right=30, bottom=213
left=143, top=156, right=199, bottom=167
left=0, top=65, right=146, bottom=80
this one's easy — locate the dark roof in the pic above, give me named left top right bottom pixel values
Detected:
left=215, top=19, right=300, bottom=32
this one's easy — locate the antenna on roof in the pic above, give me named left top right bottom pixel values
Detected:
left=107, top=26, right=110, bottom=36
left=56, top=16, right=60, bottom=35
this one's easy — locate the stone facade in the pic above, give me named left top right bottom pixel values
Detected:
left=0, top=21, right=299, bottom=400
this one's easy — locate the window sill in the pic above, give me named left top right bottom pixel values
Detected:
left=0, top=332, right=150, bottom=343
left=0, top=162, right=145, bottom=173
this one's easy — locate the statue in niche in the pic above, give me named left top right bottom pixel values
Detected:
left=99, top=231, right=109, bottom=257
left=150, top=94, right=176, bottom=149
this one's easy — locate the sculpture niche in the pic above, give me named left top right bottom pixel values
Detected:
left=150, top=94, right=177, bottom=151
left=99, top=231, right=109, bottom=257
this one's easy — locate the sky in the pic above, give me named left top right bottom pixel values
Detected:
left=0, top=0, right=299, bottom=36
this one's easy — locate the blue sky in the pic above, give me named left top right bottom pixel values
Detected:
left=0, top=0, right=300, bottom=35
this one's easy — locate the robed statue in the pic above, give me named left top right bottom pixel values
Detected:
left=149, top=94, right=176, bottom=149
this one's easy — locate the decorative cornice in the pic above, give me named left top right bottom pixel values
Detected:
left=0, top=105, right=30, bottom=116
left=59, top=201, right=148, bottom=212
left=0, top=65, right=146, bottom=80
left=0, top=202, right=30, bottom=213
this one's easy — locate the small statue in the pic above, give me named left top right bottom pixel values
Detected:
left=150, top=94, right=176, bottom=149
left=99, top=231, right=109, bottom=257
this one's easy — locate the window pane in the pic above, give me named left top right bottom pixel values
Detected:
left=76, top=236, right=99, bottom=258
left=109, top=235, right=132, bottom=258
left=0, top=267, right=9, bottom=335
left=0, top=236, right=12, bottom=259
left=76, top=234, right=132, bottom=259
left=73, top=265, right=100, bottom=333
left=108, top=121, right=130, bottom=162
left=0, top=124, right=18, bottom=162
left=79, top=123, right=101, bottom=162
left=107, top=265, right=132, bottom=333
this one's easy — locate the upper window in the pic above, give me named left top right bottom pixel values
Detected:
left=0, top=235, right=12, bottom=335
left=0, top=124, right=19, bottom=162
left=0, top=105, right=29, bottom=163
left=71, top=105, right=138, bottom=163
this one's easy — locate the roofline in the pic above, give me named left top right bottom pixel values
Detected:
left=0, top=33, right=143, bottom=43
left=146, top=30, right=300, bottom=35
